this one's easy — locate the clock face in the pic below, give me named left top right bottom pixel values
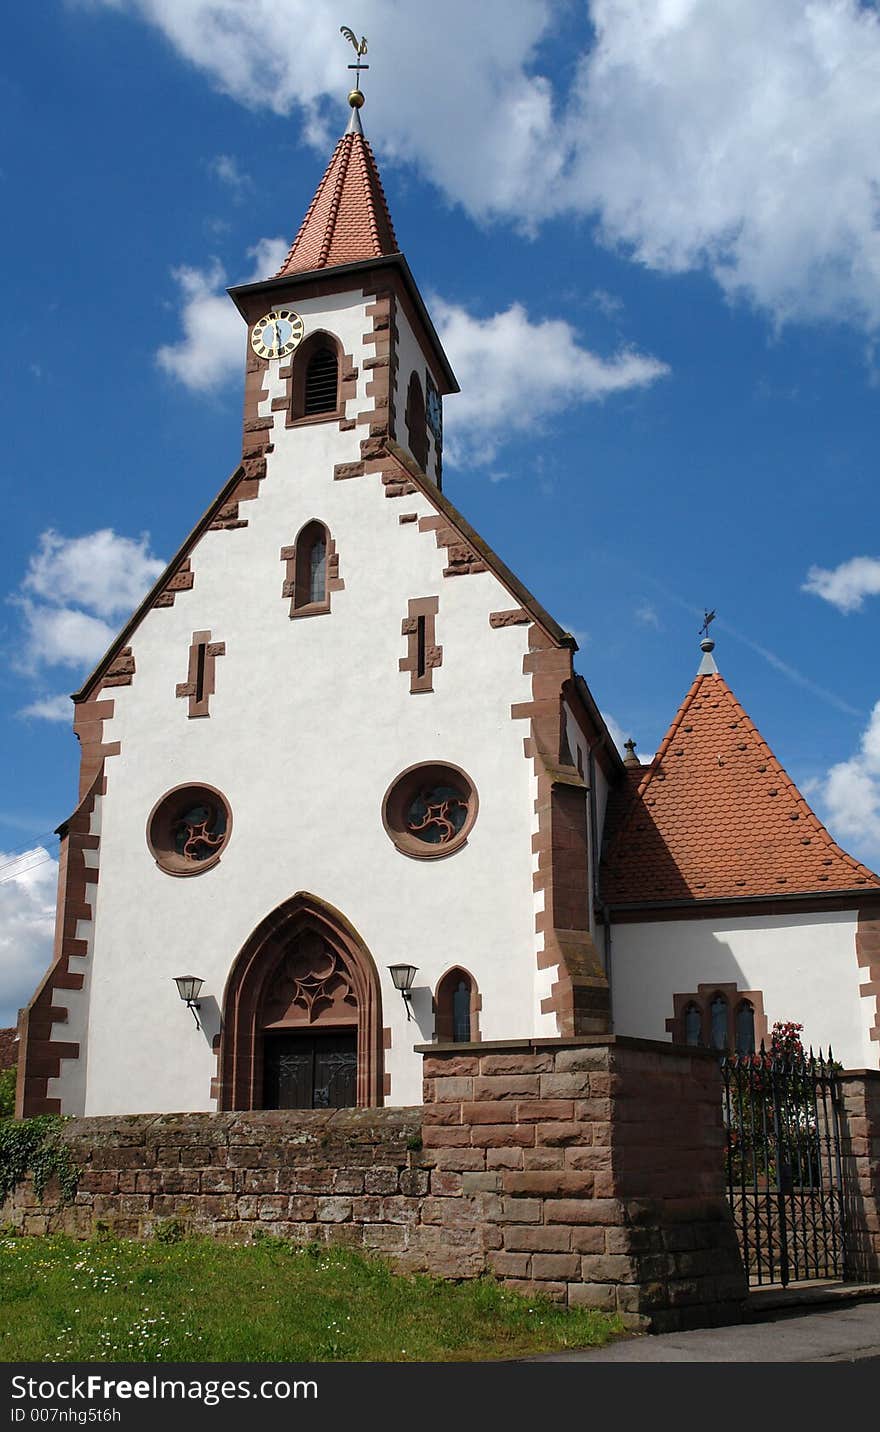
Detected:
left=426, top=380, right=443, bottom=443
left=251, top=309, right=304, bottom=360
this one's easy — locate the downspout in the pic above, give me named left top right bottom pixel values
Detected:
left=587, top=745, right=613, bottom=1029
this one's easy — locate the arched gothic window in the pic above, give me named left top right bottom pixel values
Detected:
left=710, top=994, right=729, bottom=1051
left=405, top=370, right=429, bottom=471
left=684, top=1002, right=702, bottom=1047
left=293, top=521, right=329, bottom=612
left=735, top=1000, right=756, bottom=1054
left=434, top=967, right=480, bottom=1044
left=290, top=332, right=342, bottom=421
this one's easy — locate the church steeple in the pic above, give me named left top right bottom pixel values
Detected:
left=227, top=49, right=457, bottom=493
left=275, top=92, right=399, bottom=277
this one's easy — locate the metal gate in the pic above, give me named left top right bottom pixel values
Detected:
left=721, top=1047, right=848, bottom=1286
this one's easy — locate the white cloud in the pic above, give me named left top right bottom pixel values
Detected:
left=16, top=601, right=114, bottom=672
left=0, top=847, right=58, bottom=1027
left=591, top=289, right=624, bottom=319
left=83, top=0, right=880, bottom=333
left=209, top=153, right=251, bottom=197
left=23, top=528, right=165, bottom=618
left=435, top=299, right=668, bottom=465
left=18, top=695, right=74, bottom=723
left=803, top=556, right=880, bottom=613
left=156, top=237, right=288, bottom=392
left=10, top=528, right=165, bottom=676
left=635, top=601, right=660, bottom=629
left=815, top=700, right=880, bottom=864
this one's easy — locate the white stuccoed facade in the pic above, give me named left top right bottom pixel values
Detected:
left=50, top=283, right=555, bottom=1114
left=611, top=910, right=873, bottom=1069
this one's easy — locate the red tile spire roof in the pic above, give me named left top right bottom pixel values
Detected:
left=601, top=658, right=880, bottom=907
left=275, top=109, right=399, bottom=277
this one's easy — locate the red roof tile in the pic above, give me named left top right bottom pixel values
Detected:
left=601, top=670, right=880, bottom=906
left=276, top=130, right=398, bottom=277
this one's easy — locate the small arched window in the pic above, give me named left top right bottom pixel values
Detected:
left=293, top=521, right=329, bottom=613
left=290, top=332, right=342, bottom=422
left=405, top=371, right=429, bottom=471
left=710, top=994, right=729, bottom=1051
left=735, top=1001, right=756, bottom=1054
left=434, top=967, right=480, bottom=1044
left=684, top=1003, right=702, bottom=1047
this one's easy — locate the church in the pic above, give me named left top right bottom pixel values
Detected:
left=15, top=84, right=880, bottom=1119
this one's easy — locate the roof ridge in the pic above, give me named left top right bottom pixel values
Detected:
left=360, top=136, right=398, bottom=253
left=319, top=132, right=354, bottom=268
left=277, top=135, right=347, bottom=277
left=631, top=672, right=707, bottom=805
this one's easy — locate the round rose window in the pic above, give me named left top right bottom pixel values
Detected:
left=382, top=763, right=478, bottom=860
left=147, top=783, right=232, bottom=876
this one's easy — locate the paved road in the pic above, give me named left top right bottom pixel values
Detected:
left=528, top=1301, right=880, bottom=1362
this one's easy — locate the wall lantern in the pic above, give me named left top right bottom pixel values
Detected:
left=388, top=964, right=418, bottom=1021
left=174, top=975, right=204, bottom=1026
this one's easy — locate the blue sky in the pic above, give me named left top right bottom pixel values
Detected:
left=2, top=0, right=880, bottom=1023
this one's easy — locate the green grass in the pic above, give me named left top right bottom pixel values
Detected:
left=0, top=1234, right=623, bottom=1363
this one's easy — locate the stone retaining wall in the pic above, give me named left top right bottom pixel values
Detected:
left=840, top=1071, right=880, bottom=1281
left=2, top=1037, right=747, bottom=1331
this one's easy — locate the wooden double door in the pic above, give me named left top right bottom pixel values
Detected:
left=263, top=1030, right=358, bottom=1110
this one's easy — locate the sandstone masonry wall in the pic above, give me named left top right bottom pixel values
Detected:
left=3, top=1038, right=747, bottom=1331
left=839, top=1070, right=880, bottom=1281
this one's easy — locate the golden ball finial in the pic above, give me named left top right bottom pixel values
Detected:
left=348, top=88, right=365, bottom=109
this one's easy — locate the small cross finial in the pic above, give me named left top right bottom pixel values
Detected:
left=340, top=26, right=369, bottom=109
left=623, top=738, right=641, bottom=768
left=699, top=609, right=716, bottom=641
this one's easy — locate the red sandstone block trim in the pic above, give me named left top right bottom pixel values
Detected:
left=857, top=911, right=880, bottom=1047
left=490, top=609, right=530, bottom=628
left=17, top=769, right=104, bottom=1117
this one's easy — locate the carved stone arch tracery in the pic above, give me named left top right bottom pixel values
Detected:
left=218, top=892, right=384, bottom=1109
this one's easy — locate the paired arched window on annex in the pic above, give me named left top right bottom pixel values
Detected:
left=434, top=967, right=480, bottom=1044
left=290, top=332, right=342, bottom=423
left=682, top=994, right=756, bottom=1055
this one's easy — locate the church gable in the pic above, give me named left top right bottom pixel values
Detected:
left=20, top=83, right=624, bottom=1121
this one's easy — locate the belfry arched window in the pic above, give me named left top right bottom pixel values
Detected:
left=405, top=370, right=429, bottom=471
left=434, top=967, right=481, bottom=1044
left=290, top=332, right=342, bottom=421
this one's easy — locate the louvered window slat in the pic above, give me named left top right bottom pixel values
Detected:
left=304, top=349, right=338, bottom=415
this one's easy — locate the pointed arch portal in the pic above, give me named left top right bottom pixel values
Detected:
left=218, top=893, right=384, bottom=1110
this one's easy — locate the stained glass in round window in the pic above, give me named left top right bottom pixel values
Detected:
left=148, top=784, right=232, bottom=876
left=383, top=763, right=478, bottom=860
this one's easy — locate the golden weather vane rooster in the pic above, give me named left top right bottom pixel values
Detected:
left=340, top=25, right=369, bottom=103
left=340, top=26, right=368, bottom=60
